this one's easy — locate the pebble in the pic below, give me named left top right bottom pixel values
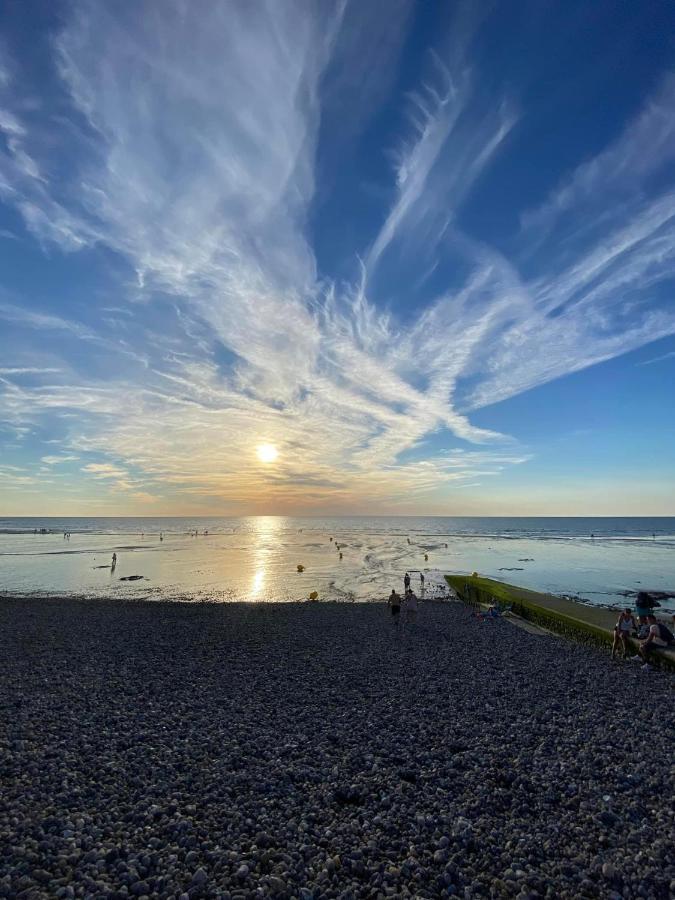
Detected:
left=0, top=597, right=672, bottom=899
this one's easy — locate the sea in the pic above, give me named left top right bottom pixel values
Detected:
left=0, top=516, right=674, bottom=612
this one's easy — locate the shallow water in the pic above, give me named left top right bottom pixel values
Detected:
left=0, top=516, right=674, bottom=611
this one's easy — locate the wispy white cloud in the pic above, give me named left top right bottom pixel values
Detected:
left=0, top=3, right=674, bottom=512
left=367, top=51, right=516, bottom=271
left=41, top=454, right=79, bottom=465
left=637, top=349, right=675, bottom=366
left=521, top=74, right=675, bottom=241
left=0, top=367, right=62, bottom=375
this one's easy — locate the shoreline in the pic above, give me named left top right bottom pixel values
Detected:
left=1, top=595, right=673, bottom=898
left=3, top=518, right=675, bottom=612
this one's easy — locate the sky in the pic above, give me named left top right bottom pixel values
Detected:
left=1, top=0, right=674, bottom=517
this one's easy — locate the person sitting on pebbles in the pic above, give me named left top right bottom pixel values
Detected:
left=631, top=615, right=675, bottom=670
left=636, top=616, right=650, bottom=639
left=611, top=608, right=636, bottom=660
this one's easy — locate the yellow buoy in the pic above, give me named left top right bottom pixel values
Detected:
left=424, top=554, right=428, bottom=561
left=339, top=552, right=343, bottom=559
left=308, top=591, right=319, bottom=601
left=297, top=564, right=305, bottom=573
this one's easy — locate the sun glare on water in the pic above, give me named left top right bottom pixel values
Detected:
left=256, top=443, right=278, bottom=464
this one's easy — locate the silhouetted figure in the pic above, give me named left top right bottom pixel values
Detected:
left=388, top=590, right=401, bottom=627
left=111, top=553, right=117, bottom=570
left=404, top=572, right=410, bottom=592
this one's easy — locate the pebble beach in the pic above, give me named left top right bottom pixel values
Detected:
left=1, top=597, right=673, bottom=899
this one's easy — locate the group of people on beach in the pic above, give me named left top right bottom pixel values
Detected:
left=612, top=591, right=674, bottom=671
left=387, top=571, right=425, bottom=626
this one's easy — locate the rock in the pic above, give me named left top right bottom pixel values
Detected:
left=32, top=869, right=52, bottom=884
left=191, top=867, right=208, bottom=885
left=2, top=597, right=673, bottom=900
left=598, top=811, right=619, bottom=828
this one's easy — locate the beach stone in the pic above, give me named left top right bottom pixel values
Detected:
left=191, top=868, right=208, bottom=885
left=1, top=597, right=673, bottom=900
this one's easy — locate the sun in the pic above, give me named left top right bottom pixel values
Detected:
left=256, top=443, right=278, bottom=464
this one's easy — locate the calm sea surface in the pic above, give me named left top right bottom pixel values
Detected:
left=0, top=516, right=674, bottom=611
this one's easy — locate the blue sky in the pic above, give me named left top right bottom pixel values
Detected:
left=1, top=0, right=674, bottom=515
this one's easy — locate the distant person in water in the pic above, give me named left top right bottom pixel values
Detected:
left=420, top=572, right=425, bottom=589
left=404, top=572, right=410, bottom=592
left=111, top=553, right=117, bottom=569
left=160, top=532, right=163, bottom=541
left=388, top=590, right=401, bottom=625
left=611, top=609, right=635, bottom=660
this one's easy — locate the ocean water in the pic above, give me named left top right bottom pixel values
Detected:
left=0, top=516, right=674, bottom=611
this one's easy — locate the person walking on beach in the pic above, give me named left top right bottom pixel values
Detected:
left=404, top=572, right=410, bottom=592
left=405, top=589, right=418, bottom=626
left=388, top=590, right=401, bottom=626
left=611, top=608, right=635, bottom=660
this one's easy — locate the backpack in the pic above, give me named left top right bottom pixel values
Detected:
left=657, top=623, right=674, bottom=645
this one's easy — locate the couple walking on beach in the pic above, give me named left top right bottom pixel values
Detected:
left=388, top=586, right=418, bottom=626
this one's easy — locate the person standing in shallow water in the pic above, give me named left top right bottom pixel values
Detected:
left=404, top=572, right=410, bottom=593
left=111, top=553, right=117, bottom=571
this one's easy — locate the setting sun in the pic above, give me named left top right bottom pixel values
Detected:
left=256, top=443, right=278, bottom=464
